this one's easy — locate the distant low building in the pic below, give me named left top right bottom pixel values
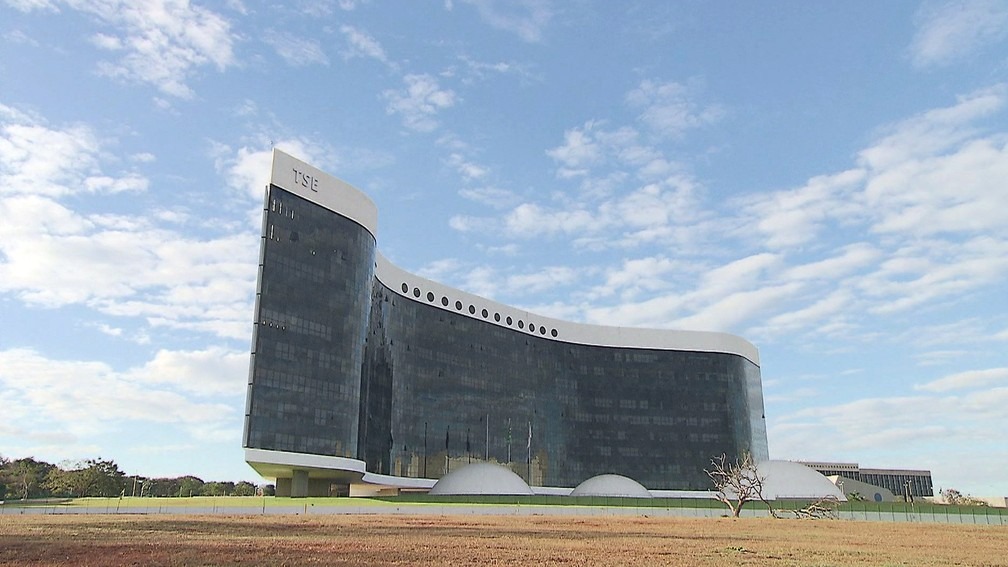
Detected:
left=800, top=461, right=933, bottom=498
left=826, top=475, right=896, bottom=502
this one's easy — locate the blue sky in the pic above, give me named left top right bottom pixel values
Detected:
left=1, top=0, right=1006, bottom=495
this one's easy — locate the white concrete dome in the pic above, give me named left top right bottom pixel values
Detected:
left=757, top=460, right=846, bottom=501
left=570, top=474, right=652, bottom=498
left=429, top=463, right=534, bottom=496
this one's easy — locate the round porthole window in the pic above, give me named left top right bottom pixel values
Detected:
left=441, top=297, right=449, bottom=307
left=413, top=287, right=421, bottom=298
left=401, top=283, right=409, bottom=293
left=551, top=329, right=558, bottom=337
left=494, top=313, right=501, bottom=322
left=518, top=320, right=524, bottom=329
left=540, top=327, right=546, bottom=335
left=529, top=324, right=536, bottom=333
left=427, top=292, right=435, bottom=302
left=468, top=305, right=476, bottom=315
left=506, top=316, right=513, bottom=325
left=481, top=308, right=488, bottom=318
left=455, top=300, right=463, bottom=310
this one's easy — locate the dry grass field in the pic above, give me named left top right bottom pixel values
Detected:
left=1, top=513, right=1006, bottom=566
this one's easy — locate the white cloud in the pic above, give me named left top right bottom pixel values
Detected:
left=504, top=202, right=597, bottom=236
left=458, top=186, right=518, bottom=209
left=416, top=257, right=466, bottom=283
left=781, top=243, right=881, bottom=282
left=546, top=122, right=604, bottom=175
left=128, top=347, right=249, bottom=397
left=460, top=0, right=552, bottom=43
left=915, top=368, right=1008, bottom=393
left=455, top=55, right=531, bottom=84
left=89, top=32, right=121, bottom=50
left=448, top=214, right=493, bottom=232
left=446, top=152, right=488, bottom=181
left=383, top=74, right=457, bottom=132
left=0, top=205, right=257, bottom=339
left=737, top=169, right=866, bottom=249
left=669, top=283, right=801, bottom=332
left=589, top=256, right=686, bottom=301
left=859, top=85, right=1004, bottom=171
left=506, top=266, right=578, bottom=294
left=264, top=32, right=329, bottom=67
left=0, top=347, right=241, bottom=442
left=337, top=0, right=369, bottom=10
left=5, top=0, right=58, bottom=11
left=910, top=0, right=1008, bottom=67
left=0, top=104, right=258, bottom=340
left=860, top=237, right=1008, bottom=314
left=3, top=28, right=39, bottom=45
left=213, top=138, right=332, bottom=201
left=865, top=137, right=1008, bottom=237
left=698, top=253, right=780, bottom=296
left=721, top=85, right=1008, bottom=335
left=339, top=24, right=393, bottom=68
left=0, top=104, right=147, bottom=197
left=625, top=79, right=724, bottom=138
left=581, top=253, right=794, bottom=332
left=761, top=289, right=853, bottom=335
left=33, top=0, right=238, bottom=99
left=92, top=322, right=123, bottom=337
left=443, top=83, right=1008, bottom=352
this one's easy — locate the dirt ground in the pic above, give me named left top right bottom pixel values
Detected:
left=1, top=513, right=1006, bottom=566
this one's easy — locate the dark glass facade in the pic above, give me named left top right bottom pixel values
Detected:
left=244, top=186, right=375, bottom=458
left=858, top=470, right=933, bottom=499
left=245, top=182, right=769, bottom=491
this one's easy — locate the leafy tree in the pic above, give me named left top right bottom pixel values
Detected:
left=233, top=481, right=257, bottom=496
left=42, top=466, right=78, bottom=498
left=43, top=459, right=126, bottom=497
left=177, top=476, right=204, bottom=497
left=261, top=484, right=276, bottom=496
left=705, top=452, right=772, bottom=518
left=202, top=481, right=236, bottom=496
left=4, top=458, right=55, bottom=500
left=146, top=477, right=180, bottom=498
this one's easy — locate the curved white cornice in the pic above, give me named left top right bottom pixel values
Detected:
left=245, top=448, right=437, bottom=488
left=376, top=255, right=760, bottom=366
left=269, top=149, right=759, bottom=366
left=270, top=149, right=378, bottom=238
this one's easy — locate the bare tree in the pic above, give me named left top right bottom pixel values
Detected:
left=790, top=495, right=840, bottom=519
left=941, top=488, right=988, bottom=507
left=705, top=452, right=773, bottom=517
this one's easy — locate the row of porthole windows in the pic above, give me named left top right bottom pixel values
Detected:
left=401, top=282, right=559, bottom=338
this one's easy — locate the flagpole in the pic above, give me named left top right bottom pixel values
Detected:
left=527, top=420, right=532, bottom=485
left=507, top=418, right=512, bottom=464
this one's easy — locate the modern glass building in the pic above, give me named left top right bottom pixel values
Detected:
left=244, top=150, right=769, bottom=497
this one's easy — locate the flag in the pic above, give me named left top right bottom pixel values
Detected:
left=527, top=421, right=532, bottom=449
left=445, top=426, right=450, bottom=451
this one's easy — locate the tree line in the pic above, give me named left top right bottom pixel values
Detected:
left=0, top=455, right=273, bottom=501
